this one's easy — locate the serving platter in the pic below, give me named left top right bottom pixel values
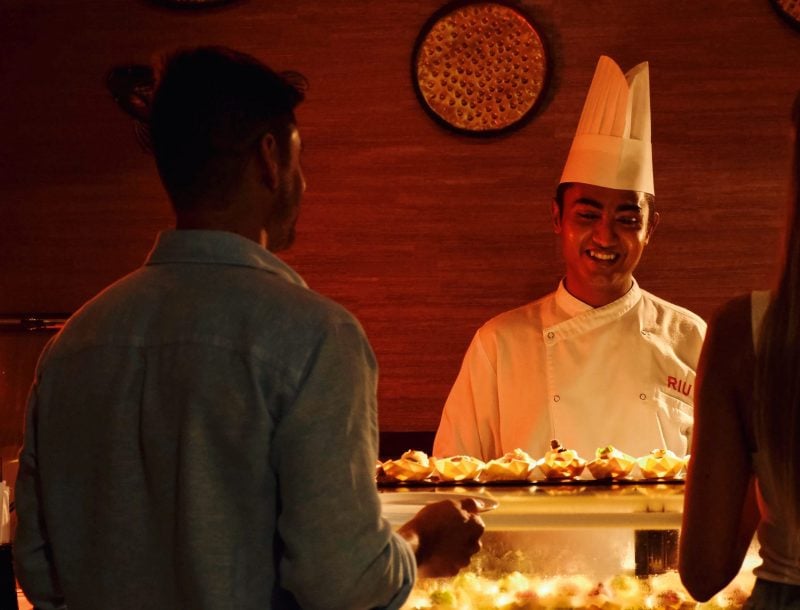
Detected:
left=379, top=491, right=499, bottom=523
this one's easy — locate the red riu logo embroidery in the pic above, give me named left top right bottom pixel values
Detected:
left=667, top=375, right=692, bottom=397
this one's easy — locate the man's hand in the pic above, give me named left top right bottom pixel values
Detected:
left=396, top=498, right=484, bottom=578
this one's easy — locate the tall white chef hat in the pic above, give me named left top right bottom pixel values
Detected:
left=559, top=55, right=654, bottom=195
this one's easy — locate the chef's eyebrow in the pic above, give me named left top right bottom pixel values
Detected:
left=573, top=198, right=603, bottom=209
left=616, top=202, right=644, bottom=213
left=573, top=198, right=643, bottom=213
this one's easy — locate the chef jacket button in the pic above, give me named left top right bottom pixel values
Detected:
left=546, top=331, right=555, bottom=339
left=553, top=394, right=560, bottom=402
left=639, top=393, right=647, bottom=400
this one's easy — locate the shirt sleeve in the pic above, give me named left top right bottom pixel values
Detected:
left=271, top=317, right=416, bottom=610
left=433, top=328, right=500, bottom=460
left=14, top=353, right=68, bottom=610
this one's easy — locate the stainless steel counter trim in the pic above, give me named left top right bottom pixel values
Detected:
left=0, top=314, right=70, bottom=332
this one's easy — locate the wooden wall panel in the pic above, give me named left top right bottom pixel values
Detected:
left=1, top=1, right=799, bottom=450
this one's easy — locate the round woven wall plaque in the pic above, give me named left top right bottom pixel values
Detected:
left=412, top=0, right=549, bottom=136
left=770, top=0, right=800, bottom=30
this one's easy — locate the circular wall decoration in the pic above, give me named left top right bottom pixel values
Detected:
left=770, top=0, right=800, bottom=31
left=412, top=0, right=550, bottom=136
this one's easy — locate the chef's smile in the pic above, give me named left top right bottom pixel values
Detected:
left=586, top=248, right=619, bottom=263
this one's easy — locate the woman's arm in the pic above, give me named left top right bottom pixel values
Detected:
left=679, top=297, right=760, bottom=601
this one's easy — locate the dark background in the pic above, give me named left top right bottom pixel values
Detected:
left=2, top=0, right=799, bottom=456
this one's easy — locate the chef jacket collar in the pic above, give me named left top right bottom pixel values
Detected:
left=548, top=278, right=642, bottom=339
left=145, top=229, right=309, bottom=289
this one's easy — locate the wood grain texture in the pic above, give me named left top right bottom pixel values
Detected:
left=1, top=1, right=799, bottom=450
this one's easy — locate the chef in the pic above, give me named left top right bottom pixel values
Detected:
left=433, top=55, right=707, bottom=462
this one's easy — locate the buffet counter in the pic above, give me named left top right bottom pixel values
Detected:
left=380, top=483, right=685, bottom=530
left=379, top=484, right=759, bottom=610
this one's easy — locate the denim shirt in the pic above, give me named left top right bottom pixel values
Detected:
left=15, top=229, right=415, bottom=610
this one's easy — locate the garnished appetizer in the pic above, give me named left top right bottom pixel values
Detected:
left=480, top=448, right=536, bottom=482
left=637, top=448, right=684, bottom=480
left=537, top=439, right=587, bottom=480
left=587, top=444, right=636, bottom=480
left=431, top=454, right=486, bottom=482
left=380, top=449, right=435, bottom=482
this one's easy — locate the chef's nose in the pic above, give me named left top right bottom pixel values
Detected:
left=592, top=216, right=617, bottom=246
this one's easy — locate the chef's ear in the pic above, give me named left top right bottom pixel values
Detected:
left=551, top=199, right=563, bottom=234
left=257, top=132, right=280, bottom=192
left=645, top=210, right=660, bottom=243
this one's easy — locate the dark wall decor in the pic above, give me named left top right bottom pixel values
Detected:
left=412, top=0, right=550, bottom=135
left=770, top=0, right=800, bottom=30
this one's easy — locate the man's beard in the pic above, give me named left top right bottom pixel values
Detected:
left=266, top=185, right=299, bottom=253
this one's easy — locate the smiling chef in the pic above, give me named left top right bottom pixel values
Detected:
left=434, top=56, right=707, bottom=462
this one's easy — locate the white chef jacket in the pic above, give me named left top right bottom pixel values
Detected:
left=433, top=279, right=706, bottom=461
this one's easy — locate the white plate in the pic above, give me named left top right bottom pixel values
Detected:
left=379, top=491, right=498, bottom=525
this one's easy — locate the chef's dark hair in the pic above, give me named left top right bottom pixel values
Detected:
left=754, top=90, right=800, bottom=530
left=553, top=183, right=657, bottom=228
left=148, top=46, right=306, bottom=212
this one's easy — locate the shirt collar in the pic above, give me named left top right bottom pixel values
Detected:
left=145, top=229, right=308, bottom=288
left=554, top=277, right=641, bottom=319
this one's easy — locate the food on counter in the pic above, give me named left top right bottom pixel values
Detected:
left=432, top=455, right=486, bottom=482
left=403, top=449, right=430, bottom=464
left=586, top=445, right=636, bottom=481
left=648, top=572, right=696, bottom=609
left=637, top=448, right=684, bottom=480
left=380, top=449, right=435, bottom=482
left=646, top=590, right=694, bottom=610
left=402, top=569, right=753, bottom=609
left=584, top=580, right=617, bottom=610
left=480, top=448, right=537, bottom=482
left=537, top=440, right=586, bottom=480
left=376, top=444, right=690, bottom=485
left=608, top=573, right=643, bottom=605
left=538, top=574, right=596, bottom=608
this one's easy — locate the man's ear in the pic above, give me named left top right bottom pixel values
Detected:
left=257, top=132, right=280, bottom=192
left=551, top=199, right=562, bottom=234
left=645, top=210, right=660, bottom=243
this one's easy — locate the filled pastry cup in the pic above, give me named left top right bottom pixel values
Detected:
left=380, top=449, right=435, bottom=482
left=636, top=448, right=684, bottom=480
left=479, top=448, right=536, bottom=482
left=586, top=445, right=636, bottom=480
left=537, top=440, right=586, bottom=480
left=431, top=455, right=486, bottom=482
